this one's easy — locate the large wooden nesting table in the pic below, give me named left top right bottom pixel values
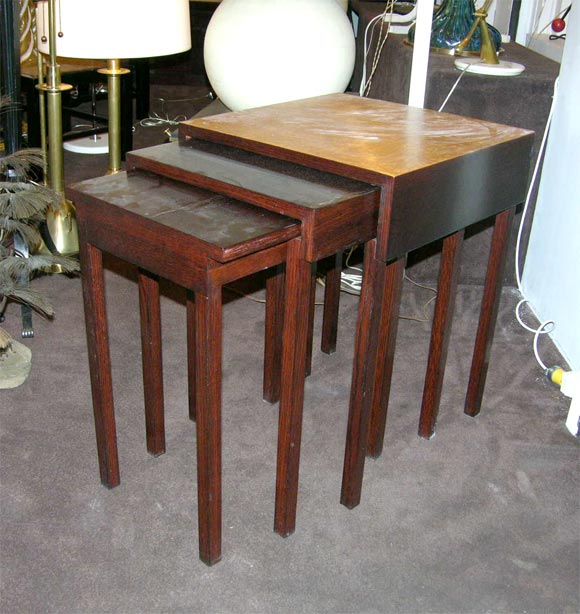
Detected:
left=177, top=93, right=534, bottom=514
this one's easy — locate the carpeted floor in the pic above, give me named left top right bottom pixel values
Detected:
left=1, top=83, right=578, bottom=614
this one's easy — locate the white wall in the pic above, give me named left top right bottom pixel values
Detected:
left=486, top=0, right=513, bottom=36
left=522, top=4, right=580, bottom=370
left=516, top=0, right=567, bottom=44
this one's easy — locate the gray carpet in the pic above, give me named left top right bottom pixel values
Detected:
left=1, top=84, right=578, bottom=614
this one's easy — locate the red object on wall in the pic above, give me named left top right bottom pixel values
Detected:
left=551, top=17, right=566, bottom=33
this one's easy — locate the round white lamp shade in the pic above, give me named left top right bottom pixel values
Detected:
left=36, top=0, right=191, bottom=59
left=204, top=0, right=356, bottom=111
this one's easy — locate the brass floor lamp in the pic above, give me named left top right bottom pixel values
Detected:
left=35, top=0, right=191, bottom=185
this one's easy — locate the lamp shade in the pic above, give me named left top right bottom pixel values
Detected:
left=36, top=0, right=191, bottom=59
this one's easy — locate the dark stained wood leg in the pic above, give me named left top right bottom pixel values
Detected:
left=364, top=257, right=405, bottom=459
left=263, top=265, right=284, bottom=404
left=137, top=269, right=166, bottom=456
left=304, top=269, right=317, bottom=377
left=186, top=290, right=196, bottom=422
left=465, top=209, right=515, bottom=417
left=341, top=241, right=401, bottom=508
left=274, top=239, right=313, bottom=538
left=418, top=230, right=464, bottom=439
left=194, top=285, right=223, bottom=566
left=79, top=240, right=120, bottom=488
left=321, top=252, right=342, bottom=355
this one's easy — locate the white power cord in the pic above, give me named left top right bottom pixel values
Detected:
left=513, top=78, right=559, bottom=371
left=138, top=93, right=214, bottom=130
left=338, top=247, right=437, bottom=322
left=438, top=60, right=481, bottom=112
left=359, top=2, right=397, bottom=97
left=436, top=57, right=560, bottom=373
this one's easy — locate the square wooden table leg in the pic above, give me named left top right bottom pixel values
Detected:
left=187, top=291, right=197, bottom=422
left=194, top=284, right=223, bottom=566
left=79, top=240, right=120, bottom=488
left=418, top=230, right=464, bottom=439
left=263, top=265, right=285, bottom=404
left=321, top=252, right=342, bottom=355
left=274, top=238, right=313, bottom=537
left=137, top=268, right=166, bottom=456
left=465, top=208, right=515, bottom=417
left=365, top=257, right=406, bottom=460
left=304, top=272, right=317, bottom=377
left=341, top=240, right=403, bottom=508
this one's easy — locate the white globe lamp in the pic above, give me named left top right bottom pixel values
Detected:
left=204, top=0, right=356, bottom=111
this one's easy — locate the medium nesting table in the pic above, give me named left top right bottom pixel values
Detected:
left=125, top=139, right=381, bottom=540
left=178, top=93, right=534, bottom=512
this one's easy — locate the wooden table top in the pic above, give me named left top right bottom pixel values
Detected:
left=126, top=140, right=380, bottom=261
left=68, top=171, right=299, bottom=263
left=128, top=140, right=376, bottom=212
left=180, top=94, right=534, bottom=184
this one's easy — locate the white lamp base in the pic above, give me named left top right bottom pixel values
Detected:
left=63, top=133, right=109, bottom=154
left=454, top=58, right=526, bottom=76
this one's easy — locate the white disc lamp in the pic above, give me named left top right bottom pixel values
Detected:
left=454, top=57, right=526, bottom=76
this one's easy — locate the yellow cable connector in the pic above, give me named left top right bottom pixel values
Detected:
left=547, top=366, right=565, bottom=387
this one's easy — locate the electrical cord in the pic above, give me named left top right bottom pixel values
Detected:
left=138, top=93, right=215, bottom=130
left=531, top=0, right=549, bottom=37
left=138, top=112, right=187, bottom=129
left=224, top=286, right=266, bottom=304
left=437, top=60, right=481, bottom=112
left=339, top=246, right=364, bottom=295
left=225, top=285, right=324, bottom=306
left=438, top=61, right=560, bottom=371
left=359, top=2, right=397, bottom=97
left=336, top=246, right=437, bottom=321
left=400, top=273, right=437, bottom=322
left=512, top=78, right=559, bottom=371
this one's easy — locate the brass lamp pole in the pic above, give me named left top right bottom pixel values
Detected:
left=453, top=0, right=526, bottom=75
left=98, top=59, right=130, bottom=174
left=36, top=0, right=191, bottom=179
left=35, top=0, right=79, bottom=256
left=455, top=0, right=498, bottom=63
left=36, top=0, right=72, bottom=193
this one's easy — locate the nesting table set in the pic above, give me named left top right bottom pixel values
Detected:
left=68, top=94, right=533, bottom=565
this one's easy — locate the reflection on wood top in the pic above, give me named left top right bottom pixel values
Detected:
left=180, top=94, right=534, bottom=181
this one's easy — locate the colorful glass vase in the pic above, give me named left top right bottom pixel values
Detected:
left=407, top=0, right=502, bottom=55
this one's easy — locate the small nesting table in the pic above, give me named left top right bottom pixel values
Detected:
left=68, top=171, right=299, bottom=565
